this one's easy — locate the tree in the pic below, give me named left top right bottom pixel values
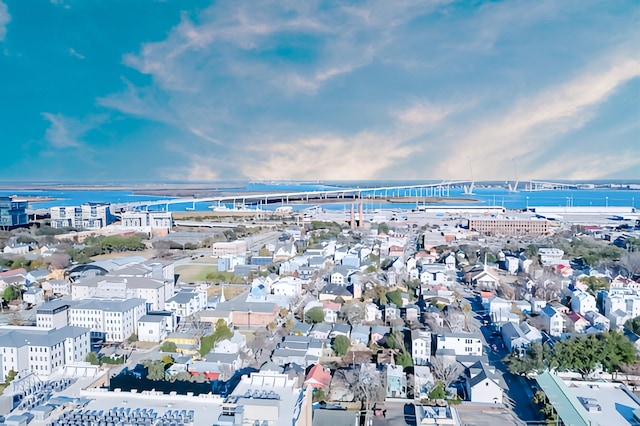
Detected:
left=626, top=317, right=640, bottom=335
left=386, top=289, right=403, bottom=307
left=85, top=352, right=100, bottom=366
left=373, top=285, right=387, bottom=305
left=578, top=276, right=610, bottom=294
left=396, top=351, right=413, bottom=368
left=620, top=251, right=640, bottom=278
left=430, top=356, right=462, bottom=388
left=305, top=307, right=325, bottom=324
left=3, top=369, right=17, bottom=384
left=332, top=335, right=351, bottom=356
left=3, top=286, right=21, bottom=301
left=428, top=381, right=446, bottom=400
left=351, top=365, right=384, bottom=414
left=199, top=319, right=233, bottom=356
left=160, top=341, right=178, bottom=353
left=142, top=359, right=166, bottom=380
left=504, top=342, right=548, bottom=376
left=126, top=333, right=138, bottom=344
left=377, top=223, right=390, bottom=234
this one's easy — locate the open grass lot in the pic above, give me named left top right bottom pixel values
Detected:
left=175, top=264, right=217, bottom=282
left=206, top=284, right=248, bottom=299
left=91, top=249, right=156, bottom=261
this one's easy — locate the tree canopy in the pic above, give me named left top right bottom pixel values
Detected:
left=199, top=319, right=233, bottom=356
left=332, top=335, right=351, bottom=356
left=386, top=289, right=403, bottom=307
left=305, top=307, right=325, bottom=324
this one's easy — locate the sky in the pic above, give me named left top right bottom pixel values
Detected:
left=0, top=0, right=638, bottom=183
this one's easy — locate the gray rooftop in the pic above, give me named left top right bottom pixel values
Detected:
left=167, top=291, right=199, bottom=304
left=70, top=297, right=146, bottom=312
left=0, top=325, right=90, bottom=348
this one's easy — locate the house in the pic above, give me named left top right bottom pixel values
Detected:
left=310, top=323, right=332, bottom=340
left=138, top=315, right=168, bottom=343
left=330, top=266, right=353, bottom=285
left=501, top=322, right=529, bottom=354
left=386, top=364, right=407, bottom=399
left=322, top=301, right=340, bottom=323
left=165, top=289, right=207, bottom=320
left=364, top=303, right=381, bottom=322
left=467, top=267, right=500, bottom=291
left=435, top=333, right=483, bottom=357
left=350, top=325, right=370, bottom=345
left=411, top=329, right=432, bottom=366
left=23, top=287, right=44, bottom=305
left=541, top=305, right=564, bottom=337
left=538, top=248, right=564, bottom=266
left=41, top=279, right=70, bottom=296
left=271, top=277, right=303, bottom=297
left=213, top=331, right=247, bottom=354
left=304, top=363, right=331, bottom=389
left=584, top=310, right=610, bottom=332
left=203, top=352, right=242, bottom=370
left=565, top=312, right=590, bottom=334
left=465, top=361, right=504, bottom=404
left=519, top=322, right=543, bottom=343
left=329, top=323, right=351, bottom=339
left=69, top=298, right=146, bottom=342
left=272, top=241, right=297, bottom=262
left=290, top=322, right=313, bottom=336
left=488, top=297, right=517, bottom=325
left=165, top=332, right=200, bottom=355
left=370, top=326, right=390, bottom=345
left=571, top=290, right=597, bottom=315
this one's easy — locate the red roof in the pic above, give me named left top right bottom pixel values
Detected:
left=304, top=364, right=331, bottom=389
left=0, top=268, right=27, bottom=277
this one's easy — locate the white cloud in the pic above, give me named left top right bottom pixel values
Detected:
left=434, top=55, right=640, bottom=180
left=242, top=130, right=417, bottom=181
left=69, top=48, right=85, bottom=59
left=41, top=113, right=104, bottom=149
left=0, top=1, right=10, bottom=42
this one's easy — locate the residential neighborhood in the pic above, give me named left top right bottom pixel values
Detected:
left=0, top=195, right=640, bottom=426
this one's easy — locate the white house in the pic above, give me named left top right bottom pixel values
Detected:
left=271, top=277, right=303, bottom=297
left=435, top=333, right=483, bottom=357
left=571, top=290, right=597, bottom=315
left=411, top=329, right=432, bottom=366
left=584, top=310, right=610, bottom=332
left=538, top=248, right=564, bottom=266
left=541, top=305, right=564, bottom=337
left=501, top=322, right=529, bottom=353
left=466, top=362, right=504, bottom=404
left=71, top=275, right=173, bottom=311
left=488, top=297, right=517, bottom=325
left=165, top=290, right=207, bottom=319
left=137, top=315, right=168, bottom=343
left=23, top=287, right=44, bottom=306
left=213, top=332, right=247, bottom=354
left=36, top=300, right=70, bottom=329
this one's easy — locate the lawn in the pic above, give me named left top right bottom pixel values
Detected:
left=175, top=264, right=217, bottom=282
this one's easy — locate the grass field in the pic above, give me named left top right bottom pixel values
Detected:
left=175, top=264, right=217, bottom=282
left=206, top=284, right=248, bottom=299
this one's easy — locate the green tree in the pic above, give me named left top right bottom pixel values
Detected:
left=142, top=359, right=166, bottom=380
left=625, top=317, right=640, bottom=335
left=126, top=333, right=138, bottom=344
left=373, top=285, right=387, bottom=305
left=428, top=382, right=445, bottom=400
left=159, top=341, right=178, bottom=353
left=4, top=370, right=17, bottom=384
left=504, top=342, right=549, bottom=376
left=199, top=319, right=233, bottom=356
left=386, top=289, right=403, bottom=307
left=3, top=286, right=21, bottom=301
left=258, top=245, right=271, bottom=256
left=332, top=335, right=351, bottom=356
left=578, top=276, right=610, bottom=294
left=305, top=307, right=325, bottom=324
left=377, top=223, right=389, bottom=234
left=395, top=351, right=413, bottom=368
left=85, top=352, right=100, bottom=366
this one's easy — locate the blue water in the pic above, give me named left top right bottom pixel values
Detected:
left=1, top=184, right=638, bottom=212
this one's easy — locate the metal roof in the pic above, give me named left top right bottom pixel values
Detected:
left=535, top=371, right=592, bottom=426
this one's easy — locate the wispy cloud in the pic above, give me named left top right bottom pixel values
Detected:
left=434, top=55, right=640, bottom=180
left=69, top=48, right=85, bottom=59
left=0, top=1, right=10, bottom=42
left=41, top=113, right=105, bottom=149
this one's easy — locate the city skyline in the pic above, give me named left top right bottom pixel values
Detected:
left=0, top=0, right=638, bottom=182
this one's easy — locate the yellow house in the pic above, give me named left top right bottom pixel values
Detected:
left=165, top=332, right=200, bottom=355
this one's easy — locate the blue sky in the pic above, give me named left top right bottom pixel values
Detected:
left=0, top=0, right=638, bottom=182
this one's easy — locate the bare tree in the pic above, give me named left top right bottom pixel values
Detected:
left=620, top=252, right=640, bottom=279
left=352, top=365, right=384, bottom=413
left=218, top=364, right=234, bottom=381
left=430, top=357, right=463, bottom=388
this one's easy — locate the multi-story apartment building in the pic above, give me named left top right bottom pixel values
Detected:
left=69, top=298, right=146, bottom=342
left=0, top=196, right=28, bottom=229
left=467, top=217, right=549, bottom=236
left=71, top=275, right=173, bottom=311
left=119, top=210, right=173, bottom=236
left=50, top=203, right=116, bottom=229
left=36, top=299, right=71, bottom=329
left=604, top=288, right=640, bottom=329
left=0, top=325, right=90, bottom=380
